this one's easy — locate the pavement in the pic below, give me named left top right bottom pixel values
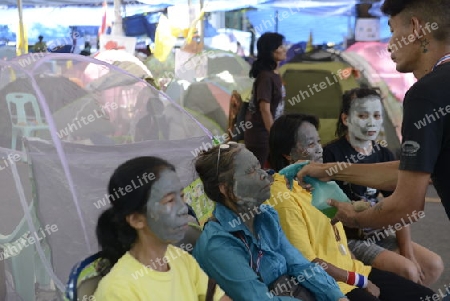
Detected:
left=411, top=192, right=450, bottom=295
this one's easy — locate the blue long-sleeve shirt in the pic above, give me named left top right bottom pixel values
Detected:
left=193, top=203, right=345, bottom=301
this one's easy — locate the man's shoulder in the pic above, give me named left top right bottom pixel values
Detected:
left=406, top=66, right=450, bottom=104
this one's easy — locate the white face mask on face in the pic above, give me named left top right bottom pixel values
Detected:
left=346, top=96, right=383, bottom=150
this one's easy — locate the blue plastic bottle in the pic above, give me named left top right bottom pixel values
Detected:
left=279, top=162, right=351, bottom=218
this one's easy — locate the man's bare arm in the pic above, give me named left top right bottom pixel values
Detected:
left=331, top=170, right=429, bottom=229
left=330, top=161, right=399, bottom=191
left=297, top=161, right=399, bottom=191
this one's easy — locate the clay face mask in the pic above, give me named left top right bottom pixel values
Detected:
left=232, top=148, right=272, bottom=211
left=347, top=96, right=383, bottom=149
left=290, top=121, right=323, bottom=163
left=146, top=169, right=189, bottom=244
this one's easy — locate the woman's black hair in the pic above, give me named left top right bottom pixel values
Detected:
left=96, top=156, right=175, bottom=265
left=194, top=144, right=241, bottom=206
left=269, top=114, right=320, bottom=172
left=249, top=32, right=284, bottom=78
left=336, top=88, right=381, bottom=138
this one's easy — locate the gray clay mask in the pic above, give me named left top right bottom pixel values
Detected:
left=290, top=122, right=323, bottom=163
left=232, top=148, right=272, bottom=211
left=146, top=169, right=189, bottom=244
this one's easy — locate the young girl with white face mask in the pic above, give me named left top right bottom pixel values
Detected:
left=323, top=88, right=443, bottom=287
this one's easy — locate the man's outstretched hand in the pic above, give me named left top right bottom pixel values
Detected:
left=328, top=199, right=361, bottom=228
left=295, top=161, right=332, bottom=186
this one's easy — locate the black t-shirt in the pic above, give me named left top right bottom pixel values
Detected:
left=399, top=63, right=450, bottom=218
left=246, top=70, right=285, bottom=129
left=323, top=137, right=396, bottom=201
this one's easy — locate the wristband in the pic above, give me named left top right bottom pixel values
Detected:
left=346, top=272, right=368, bottom=288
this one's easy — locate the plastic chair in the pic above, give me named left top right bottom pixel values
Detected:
left=6, top=93, right=50, bottom=150
left=65, top=252, right=109, bottom=301
left=0, top=200, right=52, bottom=301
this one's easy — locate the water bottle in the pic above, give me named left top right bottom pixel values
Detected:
left=279, top=162, right=351, bottom=218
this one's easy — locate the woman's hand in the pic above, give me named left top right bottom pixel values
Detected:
left=365, top=280, right=380, bottom=297
left=338, top=298, right=349, bottom=301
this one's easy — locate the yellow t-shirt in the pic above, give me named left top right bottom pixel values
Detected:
left=94, top=244, right=225, bottom=301
left=266, top=173, right=372, bottom=295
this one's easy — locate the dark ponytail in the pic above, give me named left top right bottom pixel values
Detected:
left=249, top=32, right=284, bottom=78
left=96, top=156, right=175, bottom=265
left=336, top=87, right=382, bottom=138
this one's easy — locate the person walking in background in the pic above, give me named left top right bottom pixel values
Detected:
left=236, top=41, right=245, bottom=57
left=244, top=32, right=287, bottom=167
left=33, top=35, right=47, bottom=53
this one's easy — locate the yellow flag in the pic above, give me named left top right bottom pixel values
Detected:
left=16, top=23, right=28, bottom=56
left=153, top=15, right=178, bottom=62
left=185, top=9, right=205, bottom=44
left=306, top=31, right=313, bottom=53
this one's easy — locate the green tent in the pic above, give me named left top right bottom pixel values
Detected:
left=280, top=50, right=364, bottom=145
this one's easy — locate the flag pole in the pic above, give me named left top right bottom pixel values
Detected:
left=17, top=0, right=26, bottom=55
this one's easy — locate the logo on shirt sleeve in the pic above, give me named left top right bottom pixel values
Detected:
left=401, top=140, right=420, bottom=156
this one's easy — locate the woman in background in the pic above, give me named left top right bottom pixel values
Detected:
left=244, top=32, right=287, bottom=167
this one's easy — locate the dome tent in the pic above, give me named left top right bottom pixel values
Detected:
left=0, top=53, right=214, bottom=299
left=280, top=49, right=365, bottom=145
left=182, top=81, right=230, bottom=133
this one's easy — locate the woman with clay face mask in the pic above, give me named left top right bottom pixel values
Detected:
left=244, top=32, right=287, bottom=167
left=193, top=143, right=348, bottom=301
left=322, top=88, right=443, bottom=286
left=93, top=156, right=229, bottom=301
left=267, top=113, right=436, bottom=301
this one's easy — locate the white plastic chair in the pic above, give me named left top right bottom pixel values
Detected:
left=0, top=200, right=52, bottom=301
left=6, top=93, right=50, bottom=150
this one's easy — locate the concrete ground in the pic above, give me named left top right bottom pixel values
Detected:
left=412, top=186, right=450, bottom=296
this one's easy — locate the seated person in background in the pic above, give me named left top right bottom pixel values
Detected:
left=323, top=88, right=443, bottom=286
left=134, top=98, right=165, bottom=142
left=267, top=113, right=436, bottom=300
left=93, top=156, right=229, bottom=301
left=193, top=142, right=348, bottom=301
left=227, top=90, right=244, bottom=142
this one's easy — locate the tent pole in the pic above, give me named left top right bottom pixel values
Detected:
left=17, top=0, right=26, bottom=55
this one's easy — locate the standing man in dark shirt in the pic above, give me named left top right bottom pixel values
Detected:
left=296, top=0, right=450, bottom=228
